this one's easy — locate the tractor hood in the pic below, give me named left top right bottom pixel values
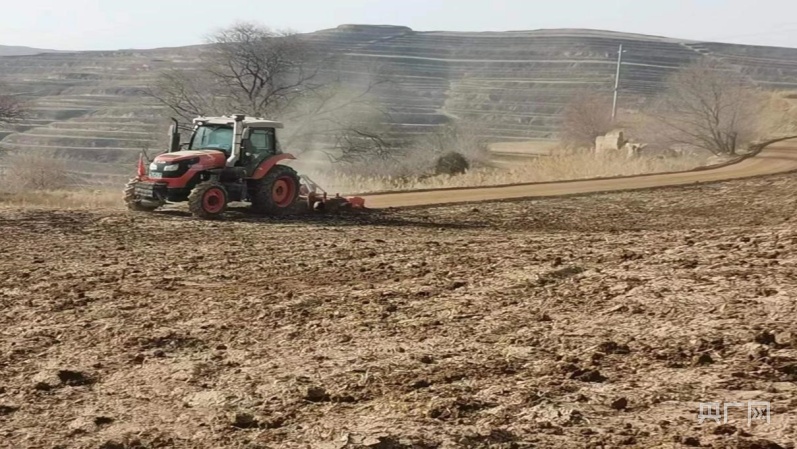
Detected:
left=153, top=150, right=227, bottom=166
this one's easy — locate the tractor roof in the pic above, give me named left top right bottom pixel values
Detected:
left=193, top=115, right=284, bottom=129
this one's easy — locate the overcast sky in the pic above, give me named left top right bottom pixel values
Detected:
left=4, top=0, right=797, bottom=51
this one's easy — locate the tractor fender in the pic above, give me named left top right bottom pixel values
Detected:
left=250, top=154, right=296, bottom=180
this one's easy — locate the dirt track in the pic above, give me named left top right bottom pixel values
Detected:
left=362, top=143, right=797, bottom=208
left=2, top=170, right=797, bottom=448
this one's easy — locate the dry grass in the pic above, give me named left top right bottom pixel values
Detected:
left=0, top=151, right=125, bottom=209
left=0, top=151, right=75, bottom=190
left=0, top=189, right=122, bottom=209
left=310, top=150, right=710, bottom=194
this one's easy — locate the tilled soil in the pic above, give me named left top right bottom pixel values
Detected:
left=2, top=174, right=797, bottom=449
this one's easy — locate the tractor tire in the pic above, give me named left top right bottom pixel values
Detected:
left=250, top=165, right=300, bottom=215
left=188, top=180, right=228, bottom=219
left=124, top=177, right=159, bottom=212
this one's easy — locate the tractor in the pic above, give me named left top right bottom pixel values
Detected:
left=124, top=114, right=364, bottom=218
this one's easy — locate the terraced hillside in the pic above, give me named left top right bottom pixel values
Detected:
left=0, top=45, right=65, bottom=57
left=2, top=26, right=797, bottom=183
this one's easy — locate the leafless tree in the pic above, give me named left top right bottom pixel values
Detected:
left=151, top=23, right=325, bottom=122
left=0, top=93, right=24, bottom=124
left=648, top=60, right=763, bottom=156
left=149, top=22, right=391, bottom=154
left=0, top=151, right=73, bottom=190
left=559, top=89, right=614, bottom=148
left=330, top=126, right=396, bottom=164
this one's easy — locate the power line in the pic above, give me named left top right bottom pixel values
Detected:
left=611, top=44, right=626, bottom=122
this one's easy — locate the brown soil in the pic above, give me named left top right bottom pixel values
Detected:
left=2, top=173, right=797, bottom=448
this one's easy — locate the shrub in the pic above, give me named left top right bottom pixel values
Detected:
left=434, top=152, right=470, bottom=175
left=0, top=151, right=74, bottom=191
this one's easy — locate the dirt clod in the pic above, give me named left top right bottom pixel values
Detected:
left=755, top=330, right=778, bottom=346
left=777, top=363, right=797, bottom=380
left=94, top=416, right=114, bottom=426
left=449, top=280, right=467, bottom=290
left=693, top=353, right=714, bottom=366
left=598, top=341, right=631, bottom=355
left=305, top=386, right=331, bottom=403
left=98, top=441, right=126, bottom=449
left=57, top=370, right=94, bottom=386
left=610, top=397, right=629, bottom=410
left=230, top=412, right=258, bottom=429
left=411, top=380, right=431, bottom=389
left=679, top=436, right=701, bottom=446
left=570, top=369, right=606, bottom=383
left=0, top=405, right=19, bottom=415
left=33, top=381, right=53, bottom=392
left=713, top=424, right=738, bottom=435
left=736, top=440, right=786, bottom=449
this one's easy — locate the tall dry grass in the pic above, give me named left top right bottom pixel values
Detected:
left=306, top=150, right=711, bottom=194
left=0, top=151, right=123, bottom=209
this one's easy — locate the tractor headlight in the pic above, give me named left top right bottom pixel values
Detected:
left=162, top=164, right=180, bottom=172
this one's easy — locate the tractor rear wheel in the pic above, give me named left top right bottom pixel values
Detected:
left=188, top=181, right=228, bottom=219
left=250, top=165, right=300, bottom=215
left=124, top=177, right=159, bottom=212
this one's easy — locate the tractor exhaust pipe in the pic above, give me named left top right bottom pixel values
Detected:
left=168, top=117, right=180, bottom=152
left=227, top=114, right=245, bottom=167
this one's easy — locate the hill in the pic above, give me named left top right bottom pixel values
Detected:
left=0, top=44, right=65, bottom=57
left=2, top=25, right=797, bottom=183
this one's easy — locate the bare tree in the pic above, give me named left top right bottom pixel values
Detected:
left=150, top=24, right=318, bottom=122
left=0, top=94, right=24, bottom=124
left=0, top=151, right=73, bottom=191
left=649, top=60, right=763, bottom=156
left=149, top=22, right=389, bottom=152
left=330, top=126, right=396, bottom=164
left=559, top=89, right=614, bottom=148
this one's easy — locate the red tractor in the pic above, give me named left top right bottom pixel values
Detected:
left=124, top=114, right=363, bottom=218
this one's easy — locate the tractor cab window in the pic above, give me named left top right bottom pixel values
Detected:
left=190, top=125, right=234, bottom=153
left=246, top=129, right=275, bottom=155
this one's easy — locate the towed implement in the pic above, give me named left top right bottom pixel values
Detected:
left=124, top=114, right=364, bottom=219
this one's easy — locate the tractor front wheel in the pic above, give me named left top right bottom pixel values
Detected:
left=188, top=181, right=228, bottom=219
left=250, top=165, right=300, bottom=215
left=124, top=177, right=159, bottom=212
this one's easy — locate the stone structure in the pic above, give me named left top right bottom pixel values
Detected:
left=595, top=130, right=647, bottom=158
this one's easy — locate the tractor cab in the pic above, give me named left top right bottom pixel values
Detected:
left=175, top=114, right=284, bottom=177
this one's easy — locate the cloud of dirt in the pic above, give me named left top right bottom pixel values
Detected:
left=282, top=103, right=496, bottom=194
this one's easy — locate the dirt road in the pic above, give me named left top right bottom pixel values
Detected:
left=363, top=143, right=797, bottom=208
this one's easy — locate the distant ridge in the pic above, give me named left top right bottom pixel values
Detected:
left=0, top=45, right=66, bottom=57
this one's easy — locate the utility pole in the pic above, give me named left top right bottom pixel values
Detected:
left=611, top=44, right=624, bottom=122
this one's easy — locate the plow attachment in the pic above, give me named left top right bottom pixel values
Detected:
left=298, top=175, right=366, bottom=213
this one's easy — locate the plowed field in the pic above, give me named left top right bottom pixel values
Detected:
left=2, top=173, right=797, bottom=448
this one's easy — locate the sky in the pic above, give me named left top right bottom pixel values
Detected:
left=3, top=0, right=797, bottom=51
